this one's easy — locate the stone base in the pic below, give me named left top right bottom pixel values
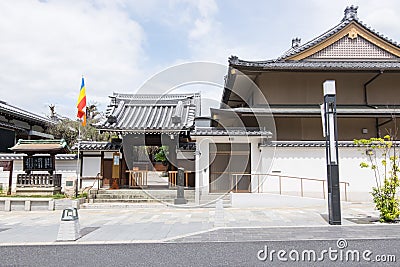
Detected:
left=57, top=220, right=81, bottom=241
left=15, top=187, right=61, bottom=196
left=174, top=198, right=188, bottom=205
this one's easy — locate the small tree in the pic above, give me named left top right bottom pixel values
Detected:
left=154, top=146, right=169, bottom=166
left=354, top=135, right=400, bottom=222
left=45, top=103, right=109, bottom=148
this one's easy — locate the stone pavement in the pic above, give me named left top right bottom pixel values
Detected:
left=0, top=201, right=397, bottom=245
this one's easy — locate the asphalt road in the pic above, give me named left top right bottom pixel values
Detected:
left=0, top=238, right=398, bottom=266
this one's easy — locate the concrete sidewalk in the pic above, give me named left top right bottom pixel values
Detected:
left=0, top=202, right=394, bottom=245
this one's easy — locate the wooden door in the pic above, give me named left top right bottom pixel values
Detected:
left=102, top=159, right=112, bottom=187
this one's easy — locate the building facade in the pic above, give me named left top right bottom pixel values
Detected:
left=193, top=6, right=400, bottom=202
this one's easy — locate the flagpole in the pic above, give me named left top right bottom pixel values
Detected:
left=76, top=124, right=81, bottom=197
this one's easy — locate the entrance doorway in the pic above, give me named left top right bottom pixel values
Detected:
left=209, top=143, right=251, bottom=193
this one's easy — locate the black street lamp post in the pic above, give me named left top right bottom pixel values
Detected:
left=322, top=80, right=341, bottom=225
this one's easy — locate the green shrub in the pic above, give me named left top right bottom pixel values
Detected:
left=52, top=193, right=66, bottom=199
left=355, top=136, right=400, bottom=222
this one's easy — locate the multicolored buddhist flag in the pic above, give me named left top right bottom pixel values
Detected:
left=76, top=77, right=87, bottom=126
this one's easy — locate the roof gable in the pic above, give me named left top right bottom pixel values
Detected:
left=306, top=31, right=398, bottom=60
left=281, top=6, right=400, bottom=61
left=288, top=22, right=400, bottom=61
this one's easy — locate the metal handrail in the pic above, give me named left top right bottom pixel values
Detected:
left=231, top=173, right=350, bottom=201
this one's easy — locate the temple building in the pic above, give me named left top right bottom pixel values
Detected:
left=196, top=6, right=400, bottom=202
left=96, top=92, right=200, bottom=190
left=0, top=100, right=54, bottom=152
left=0, top=101, right=54, bottom=194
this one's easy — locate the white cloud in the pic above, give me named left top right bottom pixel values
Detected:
left=0, top=0, right=145, bottom=118
left=188, top=0, right=218, bottom=40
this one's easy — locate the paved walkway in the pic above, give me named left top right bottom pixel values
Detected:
left=0, top=202, right=397, bottom=245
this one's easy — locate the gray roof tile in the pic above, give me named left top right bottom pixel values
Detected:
left=0, top=100, right=54, bottom=126
left=227, top=61, right=400, bottom=71
left=191, top=127, right=272, bottom=137
left=71, top=141, right=121, bottom=151
left=99, top=93, right=200, bottom=133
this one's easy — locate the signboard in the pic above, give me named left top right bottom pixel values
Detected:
left=23, top=156, right=55, bottom=172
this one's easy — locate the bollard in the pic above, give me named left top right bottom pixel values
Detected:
left=174, top=168, right=188, bottom=204
left=57, top=208, right=81, bottom=241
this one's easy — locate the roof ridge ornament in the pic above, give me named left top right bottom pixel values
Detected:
left=229, top=55, right=239, bottom=64
left=343, top=5, right=358, bottom=21
left=292, top=37, right=301, bottom=48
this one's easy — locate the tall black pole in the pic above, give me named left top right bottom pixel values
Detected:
left=323, top=80, right=341, bottom=225
left=174, top=167, right=188, bottom=205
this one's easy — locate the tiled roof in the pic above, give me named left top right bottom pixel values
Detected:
left=229, top=6, right=400, bottom=68
left=270, top=141, right=400, bottom=148
left=99, top=93, right=200, bottom=134
left=0, top=153, right=76, bottom=160
left=0, top=100, right=54, bottom=126
left=191, top=127, right=272, bottom=137
left=228, top=60, right=400, bottom=71
left=278, top=6, right=400, bottom=61
left=71, top=141, right=122, bottom=151
left=232, top=106, right=400, bottom=116
left=9, top=139, right=70, bottom=154
left=0, top=121, right=27, bottom=132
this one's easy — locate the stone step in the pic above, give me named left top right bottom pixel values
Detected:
left=96, top=190, right=195, bottom=197
left=95, top=194, right=195, bottom=200
left=94, top=196, right=195, bottom=201
left=97, top=189, right=195, bottom=194
left=199, top=194, right=232, bottom=207
left=93, top=198, right=178, bottom=204
left=81, top=203, right=170, bottom=209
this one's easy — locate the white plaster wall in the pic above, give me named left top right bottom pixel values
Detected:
left=0, top=168, right=10, bottom=192
left=264, top=147, right=376, bottom=202
left=82, top=157, right=101, bottom=177
left=56, top=160, right=79, bottom=192
left=250, top=140, right=262, bottom=192
left=195, top=137, right=211, bottom=196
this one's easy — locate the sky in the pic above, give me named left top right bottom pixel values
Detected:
left=1, top=0, right=400, bottom=119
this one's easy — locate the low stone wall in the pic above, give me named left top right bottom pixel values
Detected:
left=0, top=198, right=86, bottom=211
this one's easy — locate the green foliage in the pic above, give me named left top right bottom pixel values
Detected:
left=0, top=194, right=67, bottom=198
left=74, top=192, right=88, bottom=199
left=154, top=146, right=169, bottom=164
left=46, top=103, right=109, bottom=148
left=52, top=193, right=67, bottom=199
left=354, top=136, right=400, bottom=222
